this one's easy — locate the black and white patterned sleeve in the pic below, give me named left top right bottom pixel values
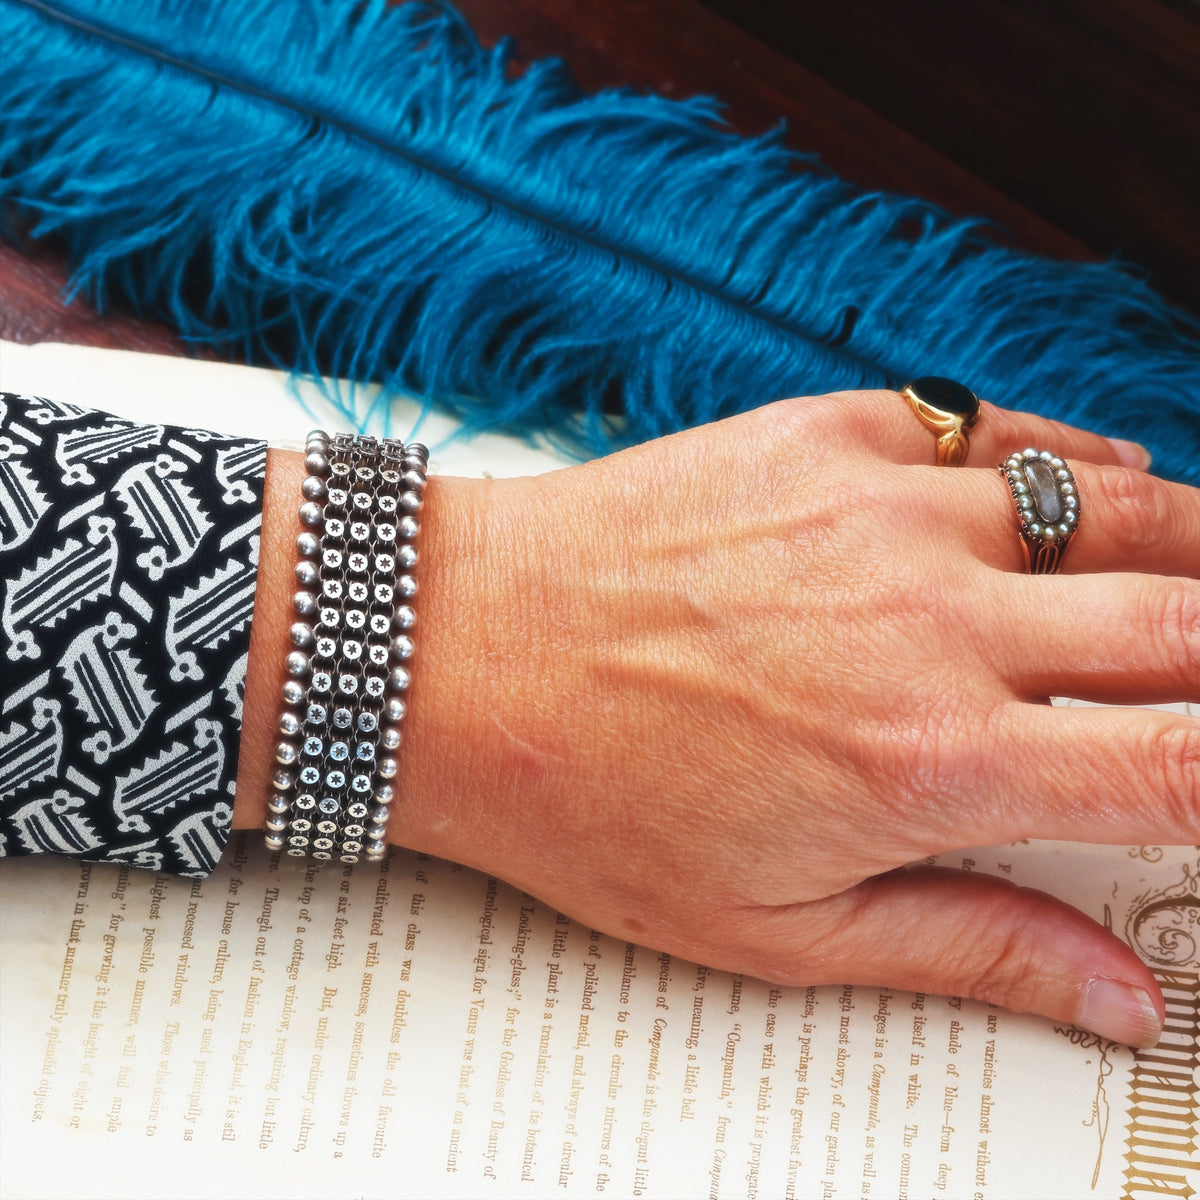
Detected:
left=0, top=391, right=266, bottom=877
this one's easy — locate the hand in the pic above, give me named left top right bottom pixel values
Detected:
left=238, top=390, right=1199, bottom=1047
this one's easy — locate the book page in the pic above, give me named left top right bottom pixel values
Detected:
left=3, top=835, right=1197, bottom=1199
left=1, top=343, right=1197, bottom=1199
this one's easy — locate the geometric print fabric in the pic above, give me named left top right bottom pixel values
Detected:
left=0, top=391, right=265, bottom=876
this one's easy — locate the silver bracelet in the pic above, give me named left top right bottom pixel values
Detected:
left=264, top=429, right=428, bottom=863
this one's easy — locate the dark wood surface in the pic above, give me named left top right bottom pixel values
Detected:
left=699, top=0, right=1200, bottom=312
left=1, top=0, right=1192, bottom=359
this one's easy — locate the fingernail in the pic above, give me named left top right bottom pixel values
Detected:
left=1080, top=978, right=1162, bottom=1048
left=1107, top=438, right=1152, bottom=471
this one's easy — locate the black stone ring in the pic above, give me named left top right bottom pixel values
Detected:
left=1000, top=448, right=1080, bottom=574
left=899, top=377, right=981, bottom=467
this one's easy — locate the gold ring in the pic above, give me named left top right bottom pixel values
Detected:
left=999, top=448, right=1080, bottom=574
left=900, top=377, right=981, bottom=467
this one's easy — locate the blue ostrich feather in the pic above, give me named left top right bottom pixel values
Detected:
left=0, top=0, right=1197, bottom=480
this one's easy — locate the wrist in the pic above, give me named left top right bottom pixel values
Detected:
left=232, top=446, right=536, bottom=872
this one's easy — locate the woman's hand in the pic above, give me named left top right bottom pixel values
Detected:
left=240, top=390, right=1200, bottom=1047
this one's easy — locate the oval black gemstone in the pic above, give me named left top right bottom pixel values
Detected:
left=906, top=377, right=980, bottom=419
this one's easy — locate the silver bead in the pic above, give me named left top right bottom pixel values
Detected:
left=271, top=768, right=295, bottom=791
left=306, top=429, right=329, bottom=447
left=381, top=726, right=402, bottom=751
left=264, top=833, right=286, bottom=852
left=301, top=475, right=327, bottom=501
left=396, top=544, right=418, bottom=570
left=275, top=740, right=299, bottom=766
left=399, top=490, right=423, bottom=515
left=296, top=531, right=320, bottom=558
left=401, top=468, right=426, bottom=492
left=299, top=500, right=324, bottom=527
left=383, top=697, right=406, bottom=724
left=396, top=575, right=417, bottom=600
left=267, top=794, right=291, bottom=815
left=290, top=622, right=316, bottom=650
left=387, top=666, right=411, bottom=693
left=365, top=823, right=388, bottom=842
left=377, top=755, right=398, bottom=779
left=392, top=605, right=416, bottom=633
left=282, top=679, right=306, bottom=705
left=265, top=814, right=289, bottom=834
left=293, top=590, right=319, bottom=617
left=390, top=635, right=414, bottom=662
left=373, top=784, right=395, bottom=806
left=285, top=651, right=311, bottom=677
left=295, top=559, right=320, bottom=587
left=398, top=516, right=419, bottom=541
left=304, top=450, right=329, bottom=475
left=365, top=838, right=388, bottom=859
left=279, top=710, right=302, bottom=736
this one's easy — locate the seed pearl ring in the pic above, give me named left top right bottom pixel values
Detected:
left=899, top=377, right=981, bottom=468
left=999, top=448, right=1080, bottom=575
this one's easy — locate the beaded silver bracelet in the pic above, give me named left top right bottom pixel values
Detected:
left=263, top=429, right=427, bottom=864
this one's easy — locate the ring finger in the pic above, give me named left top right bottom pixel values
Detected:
left=957, top=457, right=1200, bottom=578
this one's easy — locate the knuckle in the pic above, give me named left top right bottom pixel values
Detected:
left=1092, top=465, right=1175, bottom=554
left=1141, top=721, right=1200, bottom=832
left=1132, top=581, right=1200, bottom=683
left=963, top=905, right=1043, bottom=1011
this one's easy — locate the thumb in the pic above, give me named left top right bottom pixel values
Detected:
left=773, top=867, right=1164, bottom=1048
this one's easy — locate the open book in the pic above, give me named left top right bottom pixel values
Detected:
left=1, top=342, right=1196, bottom=1199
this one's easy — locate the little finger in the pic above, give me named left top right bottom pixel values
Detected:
left=962, top=458, right=1200, bottom=577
